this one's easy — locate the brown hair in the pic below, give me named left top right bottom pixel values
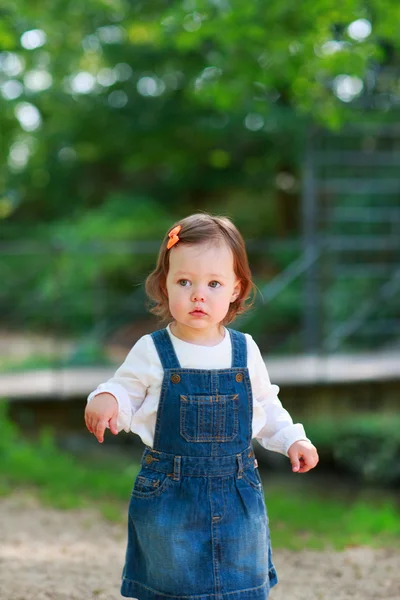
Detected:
left=145, top=213, right=255, bottom=325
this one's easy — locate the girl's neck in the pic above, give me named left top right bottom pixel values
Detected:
left=169, top=322, right=226, bottom=347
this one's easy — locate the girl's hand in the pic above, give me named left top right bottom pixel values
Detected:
left=84, top=392, right=119, bottom=443
left=287, top=440, right=319, bottom=473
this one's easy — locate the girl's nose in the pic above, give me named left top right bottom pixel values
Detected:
left=191, top=288, right=205, bottom=302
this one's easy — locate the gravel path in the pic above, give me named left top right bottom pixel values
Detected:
left=1, top=492, right=399, bottom=600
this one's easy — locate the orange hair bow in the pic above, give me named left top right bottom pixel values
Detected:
left=167, top=225, right=182, bottom=249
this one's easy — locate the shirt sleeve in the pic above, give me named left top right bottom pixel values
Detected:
left=86, top=335, right=152, bottom=433
left=247, top=334, right=312, bottom=456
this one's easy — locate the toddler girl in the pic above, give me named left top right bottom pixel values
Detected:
left=85, top=213, right=319, bottom=600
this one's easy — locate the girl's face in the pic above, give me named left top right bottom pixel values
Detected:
left=165, top=241, right=241, bottom=342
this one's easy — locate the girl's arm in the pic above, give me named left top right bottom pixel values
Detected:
left=86, top=335, right=151, bottom=436
left=247, top=335, right=312, bottom=456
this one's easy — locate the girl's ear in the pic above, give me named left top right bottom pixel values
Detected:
left=231, top=279, right=241, bottom=302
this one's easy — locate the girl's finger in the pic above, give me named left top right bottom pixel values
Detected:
left=300, top=456, right=318, bottom=472
left=95, top=419, right=107, bottom=443
left=84, top=413, right=92, bottom=433
left=86, top=415, right=94, bottom=433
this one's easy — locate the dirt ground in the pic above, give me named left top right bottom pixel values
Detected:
left=1, top=492, right=399, bottom=600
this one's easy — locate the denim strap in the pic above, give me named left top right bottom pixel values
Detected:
left=227, top=328, right=247, bottom=368
left=151, top=328, right=181, bottom=370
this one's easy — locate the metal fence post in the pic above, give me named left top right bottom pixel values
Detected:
left=301, top=126, right=320, bottom=354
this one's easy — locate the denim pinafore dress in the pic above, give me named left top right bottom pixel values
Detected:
left=121, top=327, right=278, bottom=600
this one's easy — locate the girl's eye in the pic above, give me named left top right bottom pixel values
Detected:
left=178, top=279, right=190, bottom=287
left=209, top=281, right=221, bottom=288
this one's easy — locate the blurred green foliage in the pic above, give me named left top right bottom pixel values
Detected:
left=0, top=2, right=399, bottom=349
left=306, top=415, right=400, bottom=485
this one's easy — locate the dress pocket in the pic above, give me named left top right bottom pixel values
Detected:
left=242, top=467, right=264, bottom=492
left=132, top=468, right=172, bottom=499
left=180, top=394, right=239, bottom=442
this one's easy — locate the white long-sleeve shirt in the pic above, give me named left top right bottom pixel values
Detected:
left=87, top=324, right=310, bottom=456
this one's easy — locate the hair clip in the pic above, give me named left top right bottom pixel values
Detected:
left=167, top=225, right=182, bottom=249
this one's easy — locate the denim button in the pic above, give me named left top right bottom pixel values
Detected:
left=235, top=373, right=243, bottom=382
left=145, top=455, right=154, bottom=464
left=171, top=374, right=181, bottom=383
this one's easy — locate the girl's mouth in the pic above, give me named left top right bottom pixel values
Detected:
left=190, top=310, right=206, bottom=316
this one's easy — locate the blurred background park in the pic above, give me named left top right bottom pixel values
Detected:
left=1, top=0, right=400, bottom=559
